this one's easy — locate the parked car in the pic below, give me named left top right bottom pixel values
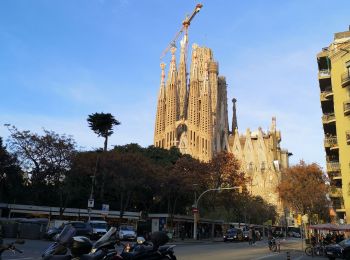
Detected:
left=292, top=231, right=301, bottom=238
left=242, top=230, right=249, bottom=241
left=118, top=225, right=137, bottom=241
left=68, top=221, right=93, bottom=237
left=223, top=228, right=243, bottom=242
left=88, top=220, right=108, bottom=240
left=46, top=221, right=93, bottom=240
left=325, top=238, right=350, bottom=259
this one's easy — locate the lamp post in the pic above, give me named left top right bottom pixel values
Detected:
left=192, top=186, right=242, bottom=240
left=88, top=156, right=99, bottom=221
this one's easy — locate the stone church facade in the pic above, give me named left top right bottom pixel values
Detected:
left=154, top=41, right=290, bottom=210
left=154, top=41, right=230, bottom=162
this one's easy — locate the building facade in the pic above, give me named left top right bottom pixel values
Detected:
left=154, top=39, right=290, bottom=211
left=317, top=29, right=350, bottom=223
left=229, top=117, right=290, bottom=212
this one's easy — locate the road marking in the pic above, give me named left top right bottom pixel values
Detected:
left=252, top=253, right=280, bottom=260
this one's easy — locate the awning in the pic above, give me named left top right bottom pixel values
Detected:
left=309, top=223, right=350, bottom=231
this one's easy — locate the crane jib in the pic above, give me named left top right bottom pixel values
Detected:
left=160, top=3, right=203, bottom=61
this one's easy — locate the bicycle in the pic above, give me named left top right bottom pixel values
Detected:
left=269, top=238, right=280, bottom=252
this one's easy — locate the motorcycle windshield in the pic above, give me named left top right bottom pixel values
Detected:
left=57, top=225, right=76, bottom=245
left=93, top=227, right=117, bottom=249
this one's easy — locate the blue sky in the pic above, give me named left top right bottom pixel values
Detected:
left=1, top=0, right=349, bottom=168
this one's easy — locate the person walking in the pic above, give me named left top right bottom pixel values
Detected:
left=248, top=228, right=253, bottom=245
left=252, top=227, right=256, bottom=245
left=180, top=225, right=185, bottom=241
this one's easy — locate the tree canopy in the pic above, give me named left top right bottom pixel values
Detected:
left=277, top=160, right=330, bottom=222
left=3, top=125, right=279, bottom=223
left=87, top=112, right=120, bottom=151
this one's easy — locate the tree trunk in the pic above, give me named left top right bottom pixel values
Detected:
left=104, top=136, right=108, bottom=152
left=100, top=136, right=108, bottom=200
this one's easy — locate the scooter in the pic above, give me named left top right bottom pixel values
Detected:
left=42, top=225, right=119, bottom=259
left=0, top=240, right=25, bottom=260
left=116, top=232, right=176, bottom=260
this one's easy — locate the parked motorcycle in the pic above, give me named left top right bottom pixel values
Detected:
left=116, top=232, right=177, bottom=260
left=0, top=240, right=25, bottom=260
left=42, top=224, right=119, bottom=259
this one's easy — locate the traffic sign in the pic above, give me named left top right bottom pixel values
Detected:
left=102, top=204, right=109, bottom=216
left=192, top=208, right=199, bottom=214
left=88, top=199, right=94, bottom=208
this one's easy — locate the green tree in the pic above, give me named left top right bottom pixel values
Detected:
left=6, top=126, right=76, bottom=215
left=0, top=137, right=25, bottom=203
left=87, top=113, right=121, bottom=152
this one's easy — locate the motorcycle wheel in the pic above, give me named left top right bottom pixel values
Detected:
left=305, top=247, right=313, bottom=256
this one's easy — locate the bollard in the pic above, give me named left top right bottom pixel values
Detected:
left=286, top=251, right=290, bottom=260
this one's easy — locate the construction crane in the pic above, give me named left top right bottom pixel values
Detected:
left=160, top=3, right=203, bottom=61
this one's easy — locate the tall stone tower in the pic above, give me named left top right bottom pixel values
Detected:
left=154, top=41, right=229, bottom=161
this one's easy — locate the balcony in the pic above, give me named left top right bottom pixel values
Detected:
left=336, top=208, right=346, bottom=213
left=322, top=113, right=336, bottom=124
left=320, top=87, right=333, bottom=101
left=318, top=69, right=331, bottom=79
left=344, top=101, right=350, bottom=116
left=329, top=171, right=342, bottom=180
left=329, top=187, right=342, bottom=198
left=327, top=161, right=340, bottom=173
left=346, top=131, right=350, bottom=145
left=324, top=136, right=338, bottom=149
left=341, top=72, right=350, bottom=87
left=332, top=197, right=345, bottom=212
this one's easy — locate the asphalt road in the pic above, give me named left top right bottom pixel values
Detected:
left=1, top=238, right=326, bottom=260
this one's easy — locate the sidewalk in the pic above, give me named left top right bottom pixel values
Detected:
left=169, top=237, right=224, bottom=245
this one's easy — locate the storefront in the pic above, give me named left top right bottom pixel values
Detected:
left=148, top=213, right=224, bottom=239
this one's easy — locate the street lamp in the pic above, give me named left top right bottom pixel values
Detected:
left=192, top=186, right=242, bottom=240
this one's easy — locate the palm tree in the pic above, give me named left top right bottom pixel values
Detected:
left=87, top=112, right=121, bottom=151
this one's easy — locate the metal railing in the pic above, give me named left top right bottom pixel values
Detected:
left=318, top=69, right=331, bottom=78
left=322, top=113, right=336, bottom=124
left=324, top=136, right=338, bottom=148
left=346, top=131, right=350, bottom=145
left=344, top=101, right=350, bottom=115
left=329, top=187, right=342, bottom=198
left=320, top=87, right=333, bottom=101
left=329, top=171, right=341, bottom=179
left=341, top=72, right=350, bottom=87
left=327, top=161, right=340, bottom=172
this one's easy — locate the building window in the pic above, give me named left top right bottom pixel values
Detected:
left=247, top=162, right=254, bottom=173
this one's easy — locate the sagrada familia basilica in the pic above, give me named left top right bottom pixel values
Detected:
left=154, top=35, right=290, bottom=212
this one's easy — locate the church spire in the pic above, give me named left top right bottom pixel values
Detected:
left=154, top=63, right=167, bottom=147
left=165, top=46, right=179, bottom=127
left=231, top=98, right=238, bottom=133
left=159, top=62, right=166, bottom=98
left=178, top=36, right=188, bottom=120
